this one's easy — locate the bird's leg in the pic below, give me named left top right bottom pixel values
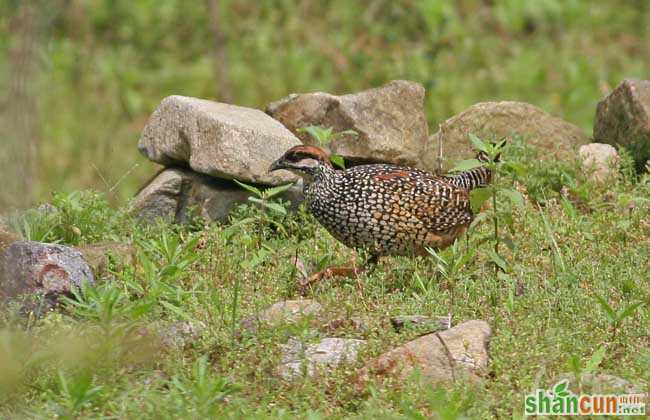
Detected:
left=299, top=253, right=379, bottom=292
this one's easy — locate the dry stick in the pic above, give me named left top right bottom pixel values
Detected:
left=437, top=124, right=444, bottom=175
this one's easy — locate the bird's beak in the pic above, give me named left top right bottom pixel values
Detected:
left=269, top=157, right=286, bottom=172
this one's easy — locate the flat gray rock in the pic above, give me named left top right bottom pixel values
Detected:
left=0, top=241, right=95, bottom=314
left=267, top=80, right=429, bottom=168
left=139, top=95, right=300, bottom=185
left=424, top=101, right=589, bottom=170
left=240, top=299, right=323, bottom=333
left=130, top=167, right=303, bottom=224
left=594, top=79, right=650, bottom=170
left=278, top=337, right=366, bottom=380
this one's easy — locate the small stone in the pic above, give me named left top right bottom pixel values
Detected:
left=76, top=242, right=136, bottom=275
left=0, top=241, right=95, bottom=314
left=594, top=79, right=650, bottom=170
left=159, top=321, right=206, bottom=350
left=138, top=95, right=300, bottom=185
left=240, top=299, right=323, bottom=333
left=578, top=143, right=620, bottom=183
left=267, top=80, right=429, bottom=168
left=356, top=320, right=490, bottom=388
left=424, top=101, right=589, bottom=171
left=278, top=337, right=366, bottom=380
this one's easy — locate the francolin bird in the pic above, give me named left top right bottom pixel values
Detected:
left=269, top=145, right=495, bottom=287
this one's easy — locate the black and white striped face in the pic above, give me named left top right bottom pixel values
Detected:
left=269, top=145, right=333, bottom=177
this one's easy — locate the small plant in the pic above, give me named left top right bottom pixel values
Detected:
left=64, top=283, right=152, bottom=335
left=451, top=135, right=524, bottom=277
left=233, top=180, right=293, bottom=216
left=170, top=356, right=239, bottom=416
left=230, top=181, right=295, bottom=239
left=538, top=205, right=577, bottom=285
left=11, top=191, right=123, bottom=245
left=140, top=229, right=199, bottom=278
left=297, top=125, right=357, bottom=169
left=425, top=240, right=476, bottom=306
left=568, top=346, right=606, bottom=385
left=594, top=294, right=644, bottom=343
left=52, top=369, right=103, bottom=418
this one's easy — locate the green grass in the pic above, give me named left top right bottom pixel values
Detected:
left=0, top=142, right=648, bottom=418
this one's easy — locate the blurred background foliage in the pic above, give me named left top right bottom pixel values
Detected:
left=0, top=0, right=648, bottom=210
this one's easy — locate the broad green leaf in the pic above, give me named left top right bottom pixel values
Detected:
left=560, top=197, right=577, bottom=219
left=594, top=294, right=616, bottom=323
left=469, top=211, right=490, bottom=229
left=585, top=346, right=606, bottom=374
left=468, top=133, right=489, bottom=153
left=568, top=355, right=581, bottom=375
left=260, top=201, right=287, bottom=215
left=487, top=250, right=508, bottom=271
left=470, top=188, right=492, bottom=213
left=234, top=179, right=262, bottom=197
left=502, top=189, right=525, bottom=208
left=298, top=125, right=333, bottom=145
left=160, top=300, right=194, bottom=322
left=450, top=158, right=483, bottom=172
left=330, top=154, right=346, bottom=169
left=263, top=183, right=295, bottom=199
left=616, top=301, right=644, bottom=322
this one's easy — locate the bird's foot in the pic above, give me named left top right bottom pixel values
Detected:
left=299, top=265, right=365, bottom=293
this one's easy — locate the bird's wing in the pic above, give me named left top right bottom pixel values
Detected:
left=371, top=168, right=474, bottom=232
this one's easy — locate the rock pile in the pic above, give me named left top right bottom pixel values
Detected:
left=134, top=78, right=650, bottom=224
left=133, top=96, right=303, bottom=223
left=266, top=80, right=430, bottom=168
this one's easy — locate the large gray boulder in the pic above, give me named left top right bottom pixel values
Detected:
left=0, top=241, right=95, bottom=313
left=424, top=101, right=589, bottom=171
left=356, top=320, right=490, bottom=388
left=594, top=79, right=650, bottom=170
left=267, top=80, right=429, bottom=168
left=130, top=167, right=303, bottom=224
left=138, top=96, right=300, bottom=185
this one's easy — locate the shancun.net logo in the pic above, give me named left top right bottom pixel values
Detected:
left=524, top=380, right=646, bottom=416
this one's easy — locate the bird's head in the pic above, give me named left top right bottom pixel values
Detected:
left=269, top=145, right=333, bottom=178
left=476, top=139, right=506, bottom=163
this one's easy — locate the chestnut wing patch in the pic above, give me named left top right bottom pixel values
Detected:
left=373, top=170, right=413, bottom=183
